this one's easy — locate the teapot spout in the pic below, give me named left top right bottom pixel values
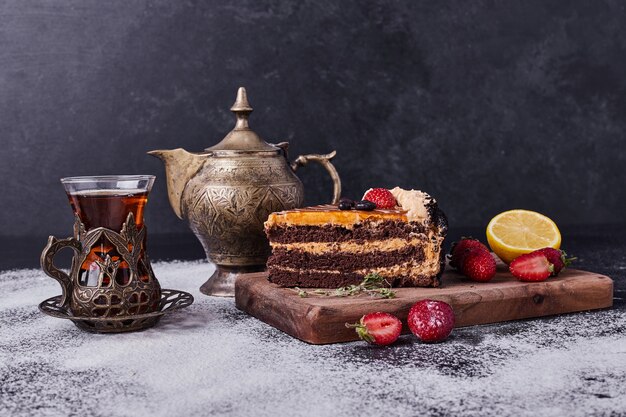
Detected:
left=148, top=148, right=208, bottom=219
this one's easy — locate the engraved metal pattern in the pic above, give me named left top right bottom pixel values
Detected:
left=39, top=289, right=194, bottom=333
left=40, top=236, right=81, bottom=308
left=69, top=213, right=161, bottom=318
left=148, top=87, right=342, bottom=296
left=182, top=156, right=305, bottom=266
left=40, top=213, right=188, bottom=332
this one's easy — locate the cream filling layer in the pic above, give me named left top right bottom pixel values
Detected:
left=270, top=237, right=427, bottom=254
left=270, top=254, right=443, bottom=278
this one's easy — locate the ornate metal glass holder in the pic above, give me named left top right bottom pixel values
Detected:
left=39, top=289, right=193, bottom=333
left=39, top=175, right=193, bottom=333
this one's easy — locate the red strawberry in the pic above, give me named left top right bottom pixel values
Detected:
left=462, top=249, right=496, bottom=282
left=407, top=300, right=455, bottom=343
left=362, top=188, right=397, bottom=209
left=347, top=312, right=402, bottom=346
left=449, top=237, right=489, bottom=269
left=509, top=252, right=554, bottom=282
left=536, top=248, right=574, bottom=276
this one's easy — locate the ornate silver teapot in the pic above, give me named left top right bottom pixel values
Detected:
left=149, top=87, right=341, bottom=296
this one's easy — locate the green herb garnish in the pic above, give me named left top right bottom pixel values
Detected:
left=291, top=273, right=395, bottom=299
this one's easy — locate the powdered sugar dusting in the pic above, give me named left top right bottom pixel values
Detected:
left=1, top=261, right=625, bottom=416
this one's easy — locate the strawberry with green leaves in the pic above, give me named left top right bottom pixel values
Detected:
left=346, top=312, right=402, bottom=346
left=536, top=248, right=575, bottom=276
left=510, top=248, right=575, bottom=281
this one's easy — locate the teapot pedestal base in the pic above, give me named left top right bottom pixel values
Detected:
left=201, top=265, right=265, bottom=297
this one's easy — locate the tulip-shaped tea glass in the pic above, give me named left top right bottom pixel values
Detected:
left=41, top=175, right=162, bottom=322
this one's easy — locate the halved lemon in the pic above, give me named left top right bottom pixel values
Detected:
left=486, top=209, right=561, bottom=264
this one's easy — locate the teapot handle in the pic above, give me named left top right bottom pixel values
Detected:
left=291, top=150, right=341, bottom=204
left=40, top=236, right=81, bottom=309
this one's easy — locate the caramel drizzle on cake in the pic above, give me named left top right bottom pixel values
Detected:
left=265, top=205, right=408, bottom=228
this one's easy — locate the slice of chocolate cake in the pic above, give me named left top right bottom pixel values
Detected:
left=264, top=187, right=448, bottom=288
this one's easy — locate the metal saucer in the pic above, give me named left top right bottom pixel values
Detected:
left=39, top=289, right=194, bottom=333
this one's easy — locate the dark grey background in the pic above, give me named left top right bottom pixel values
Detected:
left=1, top=0, right=625, bottom=241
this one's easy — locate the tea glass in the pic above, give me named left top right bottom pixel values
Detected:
left=41, top=175, right=161, bottom=318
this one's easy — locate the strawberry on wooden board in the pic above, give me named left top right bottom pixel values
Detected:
left=536, top=247, right=574, bottom=276
left=462, top=249, right=497, bottom=282
left=449, top=237, right=489, bottom=270
left=509, top=252, right=554, bottom=282
left=407, top=300, right=455, bottom=343
left=346, top=312, right=402, bottom=346
left=362, top=188, right=397, bottom=209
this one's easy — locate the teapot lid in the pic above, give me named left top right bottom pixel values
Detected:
left=205, top=87, right=280, bottom=153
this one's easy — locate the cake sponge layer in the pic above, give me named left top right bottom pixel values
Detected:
left=267, top=221, right=430, bottom=244
left=267, top=245, right=425, bottom=272
left=267, top=268, right=439, bottom=288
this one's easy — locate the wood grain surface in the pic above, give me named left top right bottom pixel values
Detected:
left=235, top=266, right=614, bottom=344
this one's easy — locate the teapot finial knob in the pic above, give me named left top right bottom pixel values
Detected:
left=231, top=87, right=253, bottom=130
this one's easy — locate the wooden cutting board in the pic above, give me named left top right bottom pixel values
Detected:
left=234, top=266, right=613, bottom=344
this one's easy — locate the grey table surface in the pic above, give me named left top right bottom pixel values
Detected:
left=1, top=227, right=625, bottom=417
